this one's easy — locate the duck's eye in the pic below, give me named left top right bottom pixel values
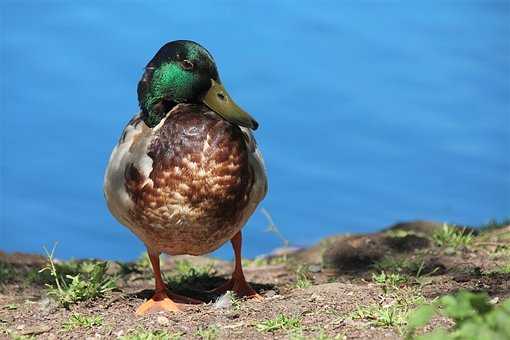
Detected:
left=217, top=92, right=227, bottom=101
left=181, top=60, right=194, bottom=70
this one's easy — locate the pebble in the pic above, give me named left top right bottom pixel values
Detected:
left=444, top=247, right=456, bottom=256
left=264, top=290, right=277, bottom=298
left=20, top=325, right=51, bottom=336
left=157, top=315, right=170, bottom=326
left=490, top=297, right=500, bottom=304
left=308, top=264, right=322, bottom=273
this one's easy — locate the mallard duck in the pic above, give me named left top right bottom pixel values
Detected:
left=104, top=40, right=267, bottom=314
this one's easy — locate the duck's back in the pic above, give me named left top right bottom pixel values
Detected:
left=104, top=104, right=266, bottom=255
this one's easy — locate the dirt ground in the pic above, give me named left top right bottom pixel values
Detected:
left=1, top=221, right=509, bottom=339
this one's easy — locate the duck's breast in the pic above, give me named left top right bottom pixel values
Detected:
left=105, top=104, right=258, bottom=255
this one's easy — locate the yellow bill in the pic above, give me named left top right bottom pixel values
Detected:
left=202, top=79, right=258, bottom=130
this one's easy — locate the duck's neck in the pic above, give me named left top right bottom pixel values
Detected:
left=141, top=99, right=179, bottom=128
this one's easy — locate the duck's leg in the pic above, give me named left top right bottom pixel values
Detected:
left=136, top=249, right=204, bottom=315
left=211, top=231, right=262, bottom=299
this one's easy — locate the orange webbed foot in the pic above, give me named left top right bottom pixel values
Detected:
left=135, top=292, right=182, bottom=315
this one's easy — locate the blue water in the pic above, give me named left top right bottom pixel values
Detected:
left=1, top=2, right=509, bottom=261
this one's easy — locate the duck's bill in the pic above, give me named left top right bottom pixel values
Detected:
left=202, top=79, right=259, bottom=130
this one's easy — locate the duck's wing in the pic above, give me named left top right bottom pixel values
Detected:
left=104, top=113, right=155, bottom=228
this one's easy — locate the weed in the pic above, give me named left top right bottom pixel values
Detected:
left=195, top=325, right=219, bottom=340
left=256, top=314, right=301, bottom=332
left=406, top=291, right=510, bottom=339
left=40, top=246, right=116, bottom=307
left=261, top=208, right=289, bottom=247
left=432, top=223, right=473, bottom=249
left=119, top=330, right=182, bottom=340
left=25, top=267, right=52, bottom=285
left=295, top=265, right=313, bottom=289
left=62, top=313, right=103, bottom=331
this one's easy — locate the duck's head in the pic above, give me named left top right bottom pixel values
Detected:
left=138, top=40, right=258, bottom=130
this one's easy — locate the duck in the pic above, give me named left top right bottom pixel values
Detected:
left=103, top=40, right=267, bottom=315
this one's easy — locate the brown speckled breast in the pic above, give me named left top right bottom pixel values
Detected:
left=123, top=104, right=253, bottom=255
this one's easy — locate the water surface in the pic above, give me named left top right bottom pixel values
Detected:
left=1, top=2, right=509, bottom=260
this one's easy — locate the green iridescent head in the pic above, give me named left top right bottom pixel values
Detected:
left=137, top=40, right=258, bottom=129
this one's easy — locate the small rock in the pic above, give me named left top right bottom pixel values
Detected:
left=21, top=325, right=51, bottom=336
left=308, top=264, right=322, bottom=273
left=490, top=297, right=499, bottom=304
left=444, top=247, right=456, bottom=256
left=157, top=315, right=170, bottom=326
left=264, top=290, right=277, bottom=298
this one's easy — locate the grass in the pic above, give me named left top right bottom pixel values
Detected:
left=6, top=333, right=35, bottom=340
left=40, top=246, right=116, bottom=307
left=352, top=304, right=407, bottom=328
left=478, top=218, right=510, bottom=232
left=243, top=255, right=287, bottom=267
left=136, top=252, right=153, bottom=270
left=288, top=329, right=347, bottom=340
left=62, top=313, right=103, bottom=331
left=431, top=223, right=474, bottom=249
left=3, top=303, right=18, bottom=310
left=256, top=314, right=301, bottom=332
left=351, top=286, right=428, bottom=333
left=195, top=325, right=219, bottom=340
left=295, top=264, right=313, bottom=288
left=228, top=291, right=242, bottom=310
left=135, top=251, right=165, bottom=271
left=309, top=330, right=346, bottom=340
left=0, top=261, right=14, bottom=284
left=373, top=256, right=427, bottom=275
left=372, top=271, right=408, bottom=290
left=164, top=259, right=215, bottom=290
left=119, top=330, right=182, bottom=340
left=406, top=291, right=510, bottom=339
left=484, top=263, right=510, bottom=275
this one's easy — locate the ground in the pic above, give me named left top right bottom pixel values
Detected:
left=0, top=221, right=509, bottom=339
